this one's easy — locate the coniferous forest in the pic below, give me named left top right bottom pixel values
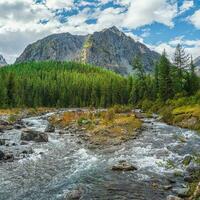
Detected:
left=0, top=45, right=199, bottom=109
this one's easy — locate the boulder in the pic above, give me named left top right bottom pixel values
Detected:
left=21, top=129, right=48, bottom=142
left=0, top=139, right=6, bottom=145
left=166, top=195, right=183, bottom=200
left=14, top=124, right=24, bottom=129
left=0, top=150, right=5, bottom=160
left=112, top=161, right=138, bottom=171
left=45, top=123, right=55, bottom=132
left=163, top=185, right=173, bottom=190
left=3, top=153, right=14, bottom=162
left=173, top=187, right=190, bottom=198
left=65, top=188, right=82, bottom=200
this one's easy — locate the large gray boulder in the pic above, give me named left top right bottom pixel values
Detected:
left=21, top=129, right=48, bottom=142
left=0, top=150, right=5, bottom=160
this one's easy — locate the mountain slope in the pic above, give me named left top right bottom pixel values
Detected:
left=0, top=55, right=7, bottom=67
left=194, top=56, right=200, bottom=67
left=194, top=56, right=200, bottom=75
left=16, top=26, right=160, bottom=75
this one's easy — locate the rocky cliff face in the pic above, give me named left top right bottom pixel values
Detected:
left=194, top=56, right=200, bottom=67
left=0, top=55, right=7, bottom=67
left=16, top=26, right=160, bottom=75
left=194, top=56, right=200, bottom=75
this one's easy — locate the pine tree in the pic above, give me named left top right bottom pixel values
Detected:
left=158, top=51, right=173, bottom=101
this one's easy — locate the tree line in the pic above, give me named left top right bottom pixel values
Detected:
left=0, top=44, right=199, bottom=108
left=131, top=44, right=200, bottom=103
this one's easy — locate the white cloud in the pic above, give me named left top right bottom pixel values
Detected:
left=179, top=0, right=193, bottom=14
left=123, top=0, right=177, bottom=28
left=151, top=37, right=200, bottom=61
left=188, top=10, right=200, bottom=29
left=45, top=0, right=74, bottom=9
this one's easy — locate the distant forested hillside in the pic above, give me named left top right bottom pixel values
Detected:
left=0, top=61, right=129, bottom=108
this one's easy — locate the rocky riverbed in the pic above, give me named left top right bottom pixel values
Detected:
left=0, top=109, right=200, bottom=200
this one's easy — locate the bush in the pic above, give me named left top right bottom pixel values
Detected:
left=112, top=105, right=132, bottom=113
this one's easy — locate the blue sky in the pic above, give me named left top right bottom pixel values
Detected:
left=0, top=0, right=200, bottom=63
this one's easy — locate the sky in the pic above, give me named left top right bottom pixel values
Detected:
left=0, top=0, right=200, bottom=63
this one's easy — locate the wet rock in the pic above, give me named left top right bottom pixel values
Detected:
left=65, top=188, right=82, bottom=200
left=173, top=187, right=190, bottom=198
left=112, top=161, right=138, bottom=171
left=21, top=129, right=48, bottom=142
left=186, top=162, right=200, bottom=175
left=0, top=150, right=5, bottom=160
left=166, top=195, right=183, bottom=200
left=0, top=120, right=9, bottom=126
left=182, top=155, right=192, bottom=166
left=163, top=185, right=173, bottom=190
left=45, top=123, right=55, bottom=132
left=183, top=175, right=194, bottom=183
left=59, top=130, right=68, bottom=135
left=14, top=124, right=23, bottom=129
left=3, top=153, right=14, bottom=162
left=20, top=141, right=29, bottom=145
left=0, top=139, right=6, bottom=145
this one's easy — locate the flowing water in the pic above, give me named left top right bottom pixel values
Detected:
left=0, top=111, right=200, bottom=200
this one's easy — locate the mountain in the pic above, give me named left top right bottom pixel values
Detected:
left=15, top=26, right=160, bottom=75
left=194, top=56, right=200, bottom=75
left=194, top=56, right=200, bottom=67
left=0, top=54, right=7, bottom=67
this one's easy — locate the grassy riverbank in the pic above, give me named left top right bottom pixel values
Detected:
left=138, top=94, right=200, bottom=133
left=50, top=106, right=142, bottom=146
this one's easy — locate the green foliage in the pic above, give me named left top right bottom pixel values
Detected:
left=0, top=61, right=128, bottom=108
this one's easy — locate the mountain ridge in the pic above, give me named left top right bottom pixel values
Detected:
left=15, top=26, right=160, bottom=75
left=0, top=54, right=7, bottom=67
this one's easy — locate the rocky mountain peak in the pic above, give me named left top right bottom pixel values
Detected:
left=0, top=55, right=7, bottom=67
left=194, top=56, right=200, bottom=67
left=16, top=27, right=160, bottom=75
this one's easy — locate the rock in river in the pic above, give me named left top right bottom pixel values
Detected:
left=45, top=123, right=55, bottom=132
left=0, top=150, right=5, bottom=160
left=0, top=139, right=6, bottom=145
left=21, top=129, right=48, bottom=142
left=167, top=195, right=183, bottom=200
left=112, top=160, right=138, bottom=171
left=65, top=188, right=82, bottom=200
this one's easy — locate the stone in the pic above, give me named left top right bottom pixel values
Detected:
left=20, top=141, right=29, bottom=145
left=166, top=195, right=183, bottom=200
left=173, top=187, right=190, bottom=198
left=3, top=153, right=14, bottom=162
left=0, top=139, right=6, bottom=145
left=112, top=161, right=138, bottom=171
left=65, top=189, right=82, bottom=200
left=0, top=150, right=5, bottom=160
left=14, top=124, right=23, bottom=129
left=45, top=123, right=55, bottom=132
left=163, top=185, right=173, bottom=190
left=21, top=129, right=48, bottom=142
